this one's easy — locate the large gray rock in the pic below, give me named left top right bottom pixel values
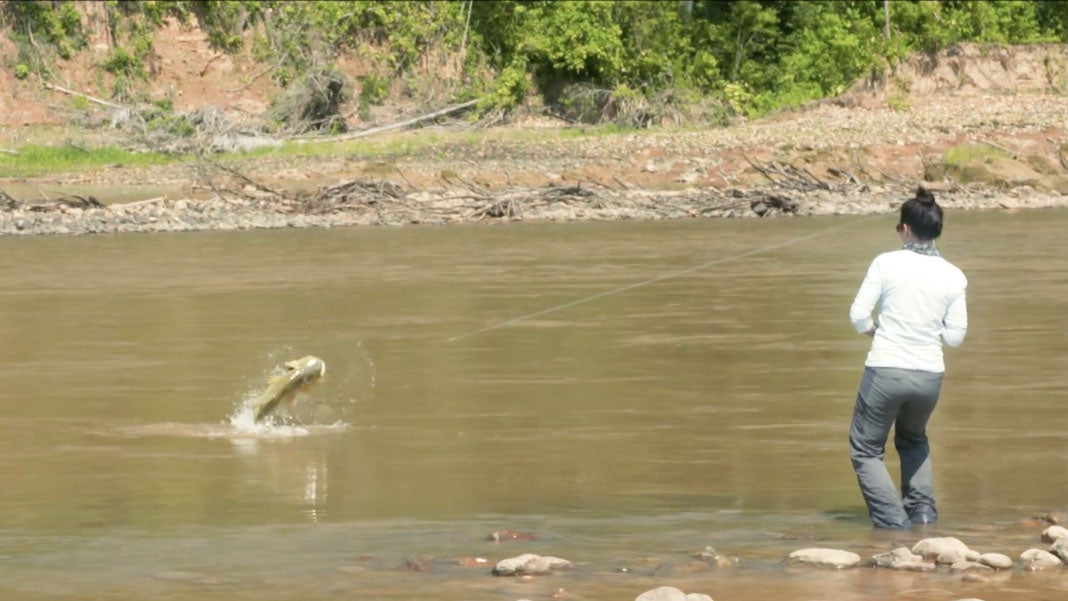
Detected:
left=912, top=537, right=971, bottom=563
left=786, top=548, right=862, bottom=569
left=1019, top=548, right=1063, bottom=571
left=492, top=553, right=572, bottom=576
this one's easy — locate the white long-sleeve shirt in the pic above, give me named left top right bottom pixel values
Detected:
left=849, top=249, right=968, bottom=373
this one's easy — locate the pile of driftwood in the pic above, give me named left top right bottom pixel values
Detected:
left=0, top=187, right=104, bottom=212
left=183, top=151, right=894, bottom=224
left=300, top=180, right=609, bottom=222
left=209, top=169, right=814, bottom=224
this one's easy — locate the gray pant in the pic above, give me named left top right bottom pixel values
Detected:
left=849, top=366, right=943, bottom=529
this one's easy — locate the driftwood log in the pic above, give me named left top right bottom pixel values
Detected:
left=299, top=99, right=479, bottom=143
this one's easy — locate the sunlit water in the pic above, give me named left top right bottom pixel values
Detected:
left=0, top=208, right=1065, bottom=600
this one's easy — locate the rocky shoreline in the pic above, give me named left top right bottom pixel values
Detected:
left=414, top=520, right=1068, bottom=601
left=5, top=83, right=1068, bottom=237
left=3, top=178, right=1067, bottom=238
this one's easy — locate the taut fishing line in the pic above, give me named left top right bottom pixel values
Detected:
left=445, top=214, right=886, bottom=343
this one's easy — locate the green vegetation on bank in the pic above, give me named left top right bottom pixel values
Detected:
left=4, top=1, right=1068, bottom=122
left=0, top=121, right=594, bottom=178
left=2, top=0, right=1068, bottom=179
left=0, top=144, right=169, bottom=177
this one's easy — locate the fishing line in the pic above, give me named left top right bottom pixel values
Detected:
left=445, top=214, right=886, bottom=343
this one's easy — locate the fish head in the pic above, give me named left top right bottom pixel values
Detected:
left=284, top=355, right=326, bottom=384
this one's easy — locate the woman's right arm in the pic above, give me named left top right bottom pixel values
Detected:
left=942, top=282, right=968, bottom=347
left=849, top=258, right=882, bottom=335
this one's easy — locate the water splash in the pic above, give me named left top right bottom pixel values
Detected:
left=226, top=341, right=376, bottom=434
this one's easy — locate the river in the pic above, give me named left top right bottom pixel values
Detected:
left=1, top=209, right=1065, bottom=600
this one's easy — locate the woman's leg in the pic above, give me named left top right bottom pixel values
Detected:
left=849, top=367, right=911, bottom=529
left=895, top=370, right=943, bottom=524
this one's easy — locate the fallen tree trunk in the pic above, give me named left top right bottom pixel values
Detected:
left=297, top=99, right=479, bottom=143
left=43, top=82, right=123, bottom=109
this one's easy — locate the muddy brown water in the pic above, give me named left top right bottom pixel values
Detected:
left=0, top=209, right=1065, bottom=600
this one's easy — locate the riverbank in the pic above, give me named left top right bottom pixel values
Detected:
left=3, top=87, right=1068, bottom=236
left=2, top=178, right=1067, bottom=237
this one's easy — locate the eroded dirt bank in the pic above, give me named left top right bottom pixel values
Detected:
left=2, top=43, right=1068, bottom=236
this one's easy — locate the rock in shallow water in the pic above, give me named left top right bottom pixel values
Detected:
left=634, top=586, right=713, bottom=601
left=786, top=548, right=862, bottom=569
left=1049, top=537, right=1068, bottom=562
left=950, top=560, right=992, bottom=572
left=1041, top=525, right=1068, bottom=543
left=1019, top=548, right=1062, bottom=570
left=492, top=553, right=572, bottom=576
left=912, top=537, right=971, bottom=563
left=872, top=547, right=935, bottom=571
left=977, top=552, right=1013, bottom=570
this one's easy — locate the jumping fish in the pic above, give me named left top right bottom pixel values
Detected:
left=250, top=355, right=326, bottom=423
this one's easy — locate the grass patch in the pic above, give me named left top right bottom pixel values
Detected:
left=943, top=143, right=1010, bottom=166
left=230, top=124, right=600, bottom=162
left=1, top=123, right=612, bottom=179
left=0, top=144, right=172, bottom=177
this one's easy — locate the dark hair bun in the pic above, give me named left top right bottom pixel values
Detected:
left=914, top=186, right=936, bottom=206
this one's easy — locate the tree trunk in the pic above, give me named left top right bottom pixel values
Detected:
left=884, top=0, right=890, bottom=40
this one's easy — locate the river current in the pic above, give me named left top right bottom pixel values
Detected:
left=1, top=209, right=1065, bottom=600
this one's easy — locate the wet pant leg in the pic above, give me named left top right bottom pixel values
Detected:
left=849, top=367, right=911, bottom=529
left=895, top=370, right=942, bottom=524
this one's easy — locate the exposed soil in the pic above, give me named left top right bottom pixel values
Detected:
left=2, top=28, right=1068, bottom=235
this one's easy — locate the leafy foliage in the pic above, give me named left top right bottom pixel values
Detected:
left=3, top=0, right=1068, bottom=123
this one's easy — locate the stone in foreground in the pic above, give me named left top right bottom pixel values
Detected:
left=786, top=548, right=862, bottom=569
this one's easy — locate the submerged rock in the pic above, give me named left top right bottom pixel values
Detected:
left=694, top=546, right=738, bottom=568
left=872, top=547, right=935, bottom=571
left=486, top=529, right=537, bottom=542
left=950, top=560, right=992, bottom=572
left=786, top=548, right=862, bottom=569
